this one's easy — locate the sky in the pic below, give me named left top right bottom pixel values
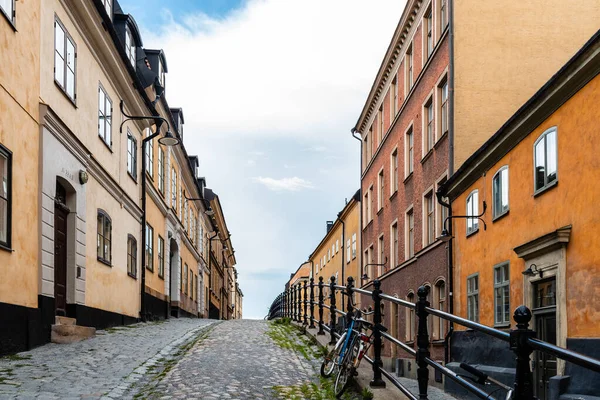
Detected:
left=119, top=0, right=406, bottom=319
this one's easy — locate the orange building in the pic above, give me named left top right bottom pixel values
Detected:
left=439, top=31, right=600, bottom=399
left=288, top=262, right=312, bottom=322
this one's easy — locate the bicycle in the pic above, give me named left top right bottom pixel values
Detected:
left=459, top=362, right=514, bottom=400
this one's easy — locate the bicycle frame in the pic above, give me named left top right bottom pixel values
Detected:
left=338, top=317, right=356, bottom=364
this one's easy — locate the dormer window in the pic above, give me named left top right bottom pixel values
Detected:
left=101, top=0, right=112, bottom=17
left=125, top=27, right=136, bottom=67
left=158, top=60, right=165, bottom=87
left=179, top=114, right=183, bottom=138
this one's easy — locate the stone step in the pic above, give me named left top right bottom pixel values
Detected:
left=51, top=324, right=96, bottom=344
left=55, top=316, right=77, bottom=326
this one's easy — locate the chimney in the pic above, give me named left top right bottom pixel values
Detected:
left=326, top=221, right=334, bottom=233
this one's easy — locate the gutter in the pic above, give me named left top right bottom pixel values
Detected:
left=351, top=128, right=363, bottom=291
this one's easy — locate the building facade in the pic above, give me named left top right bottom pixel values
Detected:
left=440, top=31, right=600, bottom=399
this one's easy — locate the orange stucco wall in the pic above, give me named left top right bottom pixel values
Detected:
left=452, top=73, right=600, bottom=337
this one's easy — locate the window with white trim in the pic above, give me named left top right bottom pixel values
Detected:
left=351, top=233, right=357, bottom=259
left=405, top=126, right=414, bottom=176
left=378, top=235, right=384, bottom=277
left=378, top=170, right=384, bottom=211
left=158, top=235, right=165, bottom=278
left=157, top=147, right=165, bottom=194
left=391, top=77, right=398, bottom=116
left=440, top=0, right=448, bottom=31
left=145, top=128, right=154, bottom=177
left=98, top=86, right=112, bottom=146
left=406, top=292, right=415, bottom=341
left=97, top=210, right=112, bottom=264
left=466, top=190, right=479, bottom=235
left=145, top=223, right=154, bottom=271
left=406, top=43, right=413, bottom=92
left=424, top=97, right=434, bottom=153
left=493, top=167, right=509, bottom=218
left=0, top=0, right=15, bottom=24
left=439, top=78, right=449, bottom=137
left=406, top=208, right=414, bottom=258
left=424, top=7, right=433, bottom=59
left=391, top=222, right=398, bottom=268
left=171, top=168, right=177, bottom=210
left=346, top=239, right=351, bottom=263
left=391, top=149, right=398, bottom=194
left=467, top=274, right=479, bottom=322
left=424, top=191, right=434, bottom=246
left=125, top=26, right=136, bottom=67
left=127, top=131, right=137, bottom=180
left=100, top=0, right=112, bottom=16
left=494, top=263, right=510, bottom=325
left=534, top=127, right=558, bottom=193
left=435, top=281, right=446, bottom=339
left=0, top=146, right=11, bottom=248
left=54, top=18, right=76, bottom=101
left=127, top=235, right=137, bottom=278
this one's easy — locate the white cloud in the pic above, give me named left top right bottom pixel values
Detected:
left=252, top=176, right=314, bottom=192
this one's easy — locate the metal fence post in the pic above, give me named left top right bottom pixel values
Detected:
left=303, top=281, right=308, bottom=325
left=318, top=276, right=325, bottom=335
left=346, top=276, right=354, bottom=327
left=416, top=285, right=431, bottom=399
left=293, top=284, right=297, bottom=322
left=329, top=276, right=337, bottom=345
left=309, top=278, right=316, bottom=328
left=283, top=290, right=286, bottom=318
left=510, top=305, right=536, bottom=400
left=296, top=284, right=300, bottom=322
left=370, top=279, right=386, bottom=388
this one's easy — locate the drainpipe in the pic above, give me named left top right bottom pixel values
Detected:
left=208, top=231, right=218, bottom=316
left=437, top=190, right=453, bottom=365
left=338, top=212, right=345, bottom=312
left=448, top=0, right=455, bottom=176
left=351, top=128, right=363, bottom=290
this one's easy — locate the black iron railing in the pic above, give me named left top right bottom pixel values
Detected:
left=266, top=276, right=600, bottom=400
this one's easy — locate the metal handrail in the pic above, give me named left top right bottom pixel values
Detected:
left=425, top=306, right=510, bottom=341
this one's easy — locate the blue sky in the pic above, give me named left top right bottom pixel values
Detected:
left=118, top=0, right=406, bottom=319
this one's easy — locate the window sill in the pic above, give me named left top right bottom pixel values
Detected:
left=363, top=219, right=373, bottom=231
left=145, top=170, right=154, bottom=182
left=54, top=80, right=77, bottom=108
left=466, top=228, right=480, bottom=238
left=434, top=131, right=448, bottom=149
left=377, top=207, right=383, bottom=216
left=127, top=272, right=137, bottom=280
left=158, top=274, right=164, bottom=280
left=0, top=7, right=16, bottom=31
left=98, top=135, right=113, bottom=153
left=534, top=180, right=558, bottom=198
left=128, top=172, right=137, bottom=183
left=97, top=257, right=112, bottom=267
left=390, top=190, right=398, bottom=201
left=421, top=149, right=434, bottom=164
left=492, top=209, right=509, bottom=223
left=146, top=265, right=154, bottom=272
left=0, top=243, right=14, bottom=253
left=404, top=172, right=413, bottom=184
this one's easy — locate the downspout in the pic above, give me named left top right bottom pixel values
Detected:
left=448, top=0, right=455, bottom=176
left=436, top=190, right=453, bottom=365
left=208, top=231, right=218, bottom=315
left=338, top=212, right=345, bottom=312
left=351, top=128, right=363, bottom=290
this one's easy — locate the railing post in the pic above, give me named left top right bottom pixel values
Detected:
left=346, top=276, right=354, bottom=327
left=416, top=285, right=431, bottom=399
left=309, top=278, right=316, bottom=329
left=303, top=281, right=308, bottom=325
left=329, top=276, right=337, bottom=345
left=510, top=305, right=536, bottom=400
left=296, top=284, right=300, bottom=322
left=293, top=285, right=297, bottom=321
left=286, top=289, right=290, bottom=319
left=370, top=279, right=386, bottom=388
left=318, top=276, right=325, bottom=335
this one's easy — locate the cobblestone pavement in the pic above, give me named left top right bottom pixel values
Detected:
left=0, top=318, right=216, bottom=400
left=137, top=320, right=319, bottom=399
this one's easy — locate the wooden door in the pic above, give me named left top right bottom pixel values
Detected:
left=54, top=204, right=68, bottom=316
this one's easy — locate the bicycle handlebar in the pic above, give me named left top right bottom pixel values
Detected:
left=459, top=363, right=488, bottom=385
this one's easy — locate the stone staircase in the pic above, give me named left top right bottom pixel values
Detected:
left=51, top=316, right=96, bottom=344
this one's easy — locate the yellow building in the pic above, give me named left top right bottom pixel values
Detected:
left=288, top=262, right=312, bottom=322
left=308, top=190, right=361, bottom=326
left=0, top=0, right=42, bottom=355
left=440, top=31, right=600, bottom=399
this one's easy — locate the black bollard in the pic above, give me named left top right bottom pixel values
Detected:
left=309, top=278, right=316, bottom=329
left=318, top=276, right=325, bottom=335
left=329, top=276, right=337, bottom=345
left=370, top=279, right=386, bottom=388
left=510, top=305, right=536, bottom=400
left=416, top=285, right=430, bottom=398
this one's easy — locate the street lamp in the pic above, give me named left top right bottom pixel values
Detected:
left=183, top=193, right=215, bottom=216
left=120, top=101, right=180, bottom=322
left=438, top=201, right=487, bottom=242
left=361, top=257, right=388, bottom=282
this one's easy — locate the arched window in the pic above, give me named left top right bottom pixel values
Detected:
left=534, top=127, right=558, bottom=193
left=466, top=190, right=479, bottom=235
left=97, top=210, right=112, bottom=264
left=127, top=235, right=137, bottom=278
left=406, top=292, right=415, bottom=342
left=492, top=166, right=509, bottom=218
left=434, top=280, right=446, bottom=339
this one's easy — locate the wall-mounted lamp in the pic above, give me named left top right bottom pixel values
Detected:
left=183, top=193, right=215, bottom=216
left=361, top=257, right=388, bottom=281
left=438, top=201, right=488, bottom=242
left=79, top=170, right=89, bottom=185
left=522, top=263, right=543, bottom=278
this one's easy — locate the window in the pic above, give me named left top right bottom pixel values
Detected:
left=494, top=263, right=510, bottom=325
left=101, top=0, right=112, bottom=16
left=145, top=129, right=153, bottom=177
left=378, top=170, right=384, bottom=211
left=145, top=224, right=154, bottom=271
left=199, top=224, right=204, bottom=252
left=378, top=106, right=384, bottom=144
left=351, top=233, right=357, bottom=259
left=328, top=249, right=330, bottom=262
left=534, top=127, right=558, bottom=193
left=98, top=86, right=112, bottom=146
left=336, top=239, right=339, bottom=253
left=406, top=292, right=415, bottom=341
left=332, top=244, right=335, bottom=257
left=424, top=98, right=434, bottom=153
left=346, top=239, right=351, bottom=263
left=466, top=190, right=479, bottom=235
left=158, top=235, right=165, bottom=278
left=425, top=7, right=433, bottom=59
left=171, top=168, right=177, bottom=209
left=435, top=281, right=446, bottom=339
left=189, top=269, right=193, bottom=298
left=391, top=77, right=398, bottom=116
left=183, top=195, right=188, bottom=229
left=125, top=27, right=135, bottom=67
left=127, top=131, right=137, bottom=179
left=127, top=235, right=137, bottom=278
left=315, top=264, right=319, bottom=275
left=467, top=274, right=479, bottom=322
left=406, top=44, right=413, bottom=92
left=405, top=126, right=413, bottom=176
left=179, top=186, right=183, bottom=221
left=391, top=149, right=398, bottom=194
left=406, top=208, right=414, bottom=258
left=183, top=263, right=188, bottom=294
left=493, top=167, right=509, bottom=218
left=439, top=78, right=449, bottom=137
left=391, top=222, right=398, bottom=268
left=97, top=211, right=112, bottom=264
left=378, top=235, right=384, bottom=277
left=54, top=18, right=76, bottom=101
left=364, top=189, right=371, bottom=226
left=0, top=0, right=14, bottom=24
left=158, top=147, right=165, bottom=194
left=440, top=0, right=448, bottom=30
left=424, top=191, right=435, bottom=246
left=0, top=146, right=11, bottom=248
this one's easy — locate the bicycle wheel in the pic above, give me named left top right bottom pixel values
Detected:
left=334, top=337, right=357, bottom=398
left=321, top=332, right=345, bottom=378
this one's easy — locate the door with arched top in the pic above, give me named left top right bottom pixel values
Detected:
left=54, top=182, right=69, bottom=316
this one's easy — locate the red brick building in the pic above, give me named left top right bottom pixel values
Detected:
left=353, top=0, right=450, bottom=379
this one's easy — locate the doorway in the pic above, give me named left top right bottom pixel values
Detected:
left=533, top=278, right=557, bottom=400
left=54, top=182, right=69, bottom=316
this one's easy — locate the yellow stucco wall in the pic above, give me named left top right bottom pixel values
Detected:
left=453, top=0, right=600, bottom=169
left=0, top=0, right=41, bottom=308
left=145, top=199, right=166, bottom=297
left=452, top=73, right=600, bottom=337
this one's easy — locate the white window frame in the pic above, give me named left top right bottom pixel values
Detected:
left=351, top=233, right=357, bottom=259
left=125, top=26, right=136, bottom=67
left=0, top=0, right=15, bottom=24
left=406, top=291, right=416, bottom=341
left=467, top=274, right=479, bottom=322
left=494, top=263, right=510, bottom=326
left=0, top=145, right=12, bottom=248
left=100, top=0, right=112, bottom=16
left=534, top=127, right=558, bottom=195
left=423, top=188, right=435, bottom=247
left=437, top=72, right=449, bottom=140
left=127, top=130, right=137, bottom=180
left=466, top=190, right=479, bottom=236
left=391, top=77, right=398, bottom=117
left=377, top=168, right=384, bottom=211
left=145, top=128, right=153, bottom=177
left=492, top=166, right=509, bottom=219
left=98, top=85, right=112, bottom=147
left=390, top=219, right=398, bottom=269
left=405, top=205, right=414, bottom=259
left=54, top=17, right=76, bottom=101
left=390, top=147, right=399, bottom=195
left=405, top=43, right=413, bottom=94
left=423, top=5, right=433, bottom=63
left=405, top=123, right=414, bottom=178
left=346, top=239, right=351, bottom=264
left=422, top=92, right=435, bottom=156
left=157, top=147, right=164, bottom=194
left=171, top=168, right=177, bottom=210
